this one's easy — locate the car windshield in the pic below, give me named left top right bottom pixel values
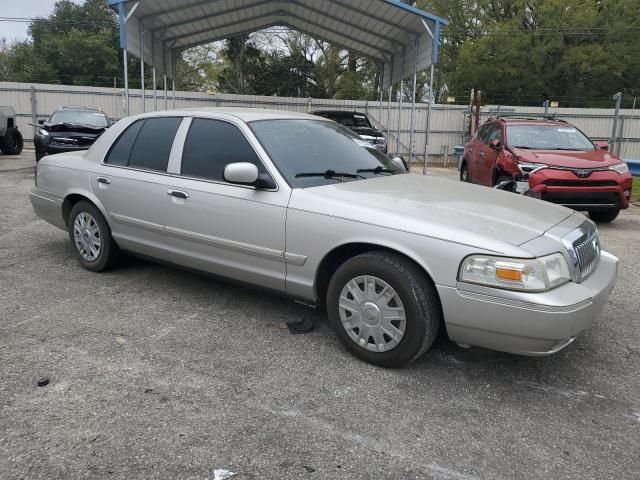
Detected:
left=323, top=113, right=372, bottom=129
left=49, top=110, right=108, bottom=128
left=507, top=124, right=594, bottom=151
left=250, top=119, right=402, bottom=188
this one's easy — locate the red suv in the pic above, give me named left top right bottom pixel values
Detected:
left=460, top=118, right=633, bottom=222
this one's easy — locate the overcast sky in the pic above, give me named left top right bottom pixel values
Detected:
left=0, top=0, right=73, bottom=42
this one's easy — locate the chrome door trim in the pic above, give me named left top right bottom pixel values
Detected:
left=165, top=225, right=286, bottom=262
left=110, top=213, right=164, bottom=234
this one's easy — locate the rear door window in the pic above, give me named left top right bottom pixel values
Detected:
left=180, top=118, right=265, bottom=182
left=105, top=117, right=181, bottom=172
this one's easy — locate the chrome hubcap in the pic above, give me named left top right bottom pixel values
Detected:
left=73, top=212, right=101, bottom=261
left=338, top=275, right=406, bottom=352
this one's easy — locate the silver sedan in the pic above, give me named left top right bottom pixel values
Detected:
left=30, top=109, right=618, bottom=367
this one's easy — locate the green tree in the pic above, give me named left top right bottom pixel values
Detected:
left=5, top=0, right=122, bottom=86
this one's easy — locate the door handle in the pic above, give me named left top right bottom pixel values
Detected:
left=97, top=176, right=111, bottom=185
left=167, top=189, right=189, bottom=200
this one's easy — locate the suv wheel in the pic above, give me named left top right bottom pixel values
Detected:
left=589, top=208, right=620, bottom=223
left=68, top=201, right=119, bottom=271
left=460, top=162, right=470, bottom=182
left=326, top=252, right=441, bottom=368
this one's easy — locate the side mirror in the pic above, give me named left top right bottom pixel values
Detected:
left=593, top=141, right=609, bottom=151
left=38, top=119, right=45, bottom=125
left=489, top=139, right=502, bottom=150
left=391, top=156, right=408, bottom=172
left=223, top=162, right=275, bottom=189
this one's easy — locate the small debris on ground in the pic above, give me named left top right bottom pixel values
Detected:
left=212, top=468, right=237, bottom=480
left=286, top=316, right=314, bottom=334
left=303, top=465, right=316, bottom=473
left=36, top=377, right=49, bottom=387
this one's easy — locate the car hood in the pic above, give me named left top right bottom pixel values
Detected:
left=289, top=174, right=574, bottom=250
left=512, top=148, right=622, bottom=169
left=351, top=126, right=384, bottom=138
left=42, top=122, right=106, bottom=135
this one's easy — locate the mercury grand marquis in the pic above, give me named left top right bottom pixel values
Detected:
left=30, top=108, right=618, bottom=367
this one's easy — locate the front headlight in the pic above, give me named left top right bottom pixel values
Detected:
left=459, top=253, right=571, bottom=292
left=38, top=128, right=49, bottom=137
left=517, top=162, right=547, bottom=175
left=609, top=162, right=629, bottom=175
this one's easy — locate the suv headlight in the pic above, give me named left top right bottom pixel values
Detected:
left=38, top=128, right=49, bottom=136
left=459, top=253, right=571, bottom=292
left=609, top=162, right=629, bottom=175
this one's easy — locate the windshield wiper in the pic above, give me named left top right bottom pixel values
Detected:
left=295, top=170, right=365, bottom=180
left=356, top=166, right=396, bottom=175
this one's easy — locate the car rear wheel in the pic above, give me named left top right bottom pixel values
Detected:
left=0, top=128, right=24, bottom=155
left=588, top=208, right=620, bottom=223
left=326, top=251, right=441, bottom=368
left=68, top=201, right=119, bottom=271
left=460, top=162, right=470, bottom=182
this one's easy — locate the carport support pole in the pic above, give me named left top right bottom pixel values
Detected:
left=164, top=75, right=168, bottom=110
left=123, top=48, right=129, bottom=117
left=172, top=79, right=176, bottom=109
left=153, top=68, right=157, bottom=111
left=396, top=49, right=405, bottom=157
left=386, top=86, right=392, bottom=143
left=409, top=37, right=419, bottom=164
left=423, top=63, right=435, bottom=176
left=140, top=30, right=145, bottom=113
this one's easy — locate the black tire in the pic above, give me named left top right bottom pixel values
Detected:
left=68, top=201, right=119, bottom=272
left=326, top=251, right=442, bottom=368
left=0, top=128, right=24, bottom=155
left=460, top=161, right=470, bottom=182
left=589, top=208, right=620, bottom=223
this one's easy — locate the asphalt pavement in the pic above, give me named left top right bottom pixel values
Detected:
left=1, top=151, right=639, bottom=479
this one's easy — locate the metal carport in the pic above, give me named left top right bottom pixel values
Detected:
left=106, top=0, right=448, bottom=170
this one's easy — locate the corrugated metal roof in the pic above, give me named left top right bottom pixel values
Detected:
left=108, top=0, right=447, bottom=87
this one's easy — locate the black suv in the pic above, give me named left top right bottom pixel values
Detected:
left=314, top=110, right=387, bottom=153
left=35, top=106, right=110, bottom=162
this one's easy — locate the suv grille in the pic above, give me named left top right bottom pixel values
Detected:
left=563, top=222, right=601, bottom=282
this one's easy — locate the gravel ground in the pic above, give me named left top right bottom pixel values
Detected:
left=1, top=152, right=639, bottom=480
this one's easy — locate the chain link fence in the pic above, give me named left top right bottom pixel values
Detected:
left=2, top=81, right=639, bottom=164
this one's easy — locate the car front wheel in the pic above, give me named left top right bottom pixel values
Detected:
left=589, top=208, right=620, bottom=223
left=68, top=201, right=119, bottom=271
left=326, top=251, right=441, bottom=368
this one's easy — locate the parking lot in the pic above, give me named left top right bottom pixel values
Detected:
left=1, top=151, right=639, bottom=480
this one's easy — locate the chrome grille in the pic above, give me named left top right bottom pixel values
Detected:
left=574, top=231, right=600, bottom=280
left=562, top=222, right=601, bottom=282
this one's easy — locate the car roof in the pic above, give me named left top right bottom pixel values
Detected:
left=313, top=110, right=367, bottom=116
left=56, top=105, right=105, bottom=112
left=488, top=117, right=570, bottom=126
left=132, top=107, right=327, bottom=123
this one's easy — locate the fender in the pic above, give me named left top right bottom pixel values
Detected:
left=62, top=187, right=112, bottom=228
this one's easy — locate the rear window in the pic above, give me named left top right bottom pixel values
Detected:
left=105, top=117, right=182, bottom=172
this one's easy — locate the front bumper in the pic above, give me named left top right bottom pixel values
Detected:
left=528, top=169, right=633, bottom=210
left=437, top=251, right=618, bottom=355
